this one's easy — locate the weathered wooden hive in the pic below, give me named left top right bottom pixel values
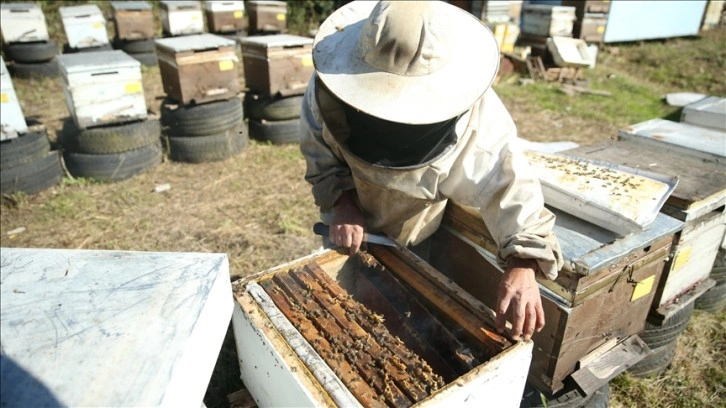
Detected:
left=232, top=244, right=533, bottom=407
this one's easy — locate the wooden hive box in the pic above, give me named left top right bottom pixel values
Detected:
left=232, top=244, right=533, bottom=407
left=246, top=0, right=287, bottom=34
left=111, top=1, right=155, bottom=41
left=0, top=248, right=233, bottom=407
left=239, top=34, right=313, bottom=97
left=57, top=50, right=147, bottom=130
left=0, top=57, right=27, bottom=140
left=564, top=138, right=726, bottom=322
left=156, top=33, right=240, bottom=105
left=0, top=2, right=49, bottom=43
left=160, top=0, right=204, bottom=37
left=433, top=201, right=682, bottom=394
left=59, top=4, right=110, bottom=49
left=204, top=0, right=247, bottom=34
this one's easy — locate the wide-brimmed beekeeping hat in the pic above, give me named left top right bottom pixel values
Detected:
left=312, top=0, right=500, bottom=125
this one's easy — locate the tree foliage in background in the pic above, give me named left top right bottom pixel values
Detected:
left=286, top=0, right=346, bottom=36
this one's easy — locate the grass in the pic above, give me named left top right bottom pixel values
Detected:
left=0, top=3, right=724, bottom=407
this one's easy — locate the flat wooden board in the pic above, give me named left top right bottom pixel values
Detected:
left=564, top=140, right=726, bottom=218
left=0, top=248, right=233, bottom=407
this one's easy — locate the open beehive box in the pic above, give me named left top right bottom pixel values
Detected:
left=232, top=244, right=532, bottom=407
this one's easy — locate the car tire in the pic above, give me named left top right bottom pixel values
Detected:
left=8, top=58, right=60, bottom=79
left=113, top=38, right=156, bottom=54
left=129, top=51, right=158, bottom=67
left=626, top=339, right=677, bottom=378
left=639, top=302, right=694, bottom=348
left=162, top=97, right=243, bottom=137
left=0, top=151, right=63, bottom=195
left=166, top=122, right=247, bottom=163
left=63, top=143, right=162, bottom=182
left=5, top=40, right=58, bottom=63
left=245, top=93, right=303, bottom=121
left=520, top=381, right=610, bottom=408
left=248, top=118, right=300, bottom=145
left=59, top=118, right=161, bottom=154
left=1, top=129, right=51, bottom=170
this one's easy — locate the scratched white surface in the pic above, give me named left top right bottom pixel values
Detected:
left=0, top=248, right=232, bottom=408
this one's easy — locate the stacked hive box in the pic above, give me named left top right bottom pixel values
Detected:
left=562, top=0, right=610, bottom=43
left=56, top=51, right=162, bottom=182
left=0, top=57, right=63, bottom=194
left=240, top=34, right=313, bottom=145
left=563, top=115, right=726, bottom=377
left=246, top=0, right=287, bottom=35
left=204, top=0, right=247, bottom=36
left=59, top=5, right=112, bottom=54
left=156, top=34, right=247, bottom=163
left=111, top=1, right=158, bottom=67
left=0, top=3, right=59, bottom=79
left=160, top=0, right=204, bottom=37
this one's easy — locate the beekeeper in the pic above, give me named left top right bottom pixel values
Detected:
left=299, top=1, right=564, bottom=341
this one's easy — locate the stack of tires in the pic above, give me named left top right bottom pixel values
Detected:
left=245, top=92, right=303, bottom=145
left=695, top=248, right=726, bottom=313
left=4, top=40, right=60, bottom=79
left=1, top=124, right=63, bottom=195
left=627, top=302, right=695, bottom=378
left=58, top=117, right=163, bottom=183
left=161, top=96, right=248, bottom=163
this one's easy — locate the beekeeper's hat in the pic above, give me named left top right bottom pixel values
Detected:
left=312, top=0, right=500, bottom=125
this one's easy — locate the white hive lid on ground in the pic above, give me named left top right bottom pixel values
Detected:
left=619, top=118, right=726, bottom=159
left=111, top=1, right=152, bottom=11
left=57, top=50, right=140, bottom=74
left=156, top=33, right=236, bottom=52
left=239, top=34, right=313, bottom=48
left=0, top=247, right=233, bottom=408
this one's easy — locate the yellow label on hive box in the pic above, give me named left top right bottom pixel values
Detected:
left=672, top=247, right=692, bottom=272
left=301, top=56, right=313, bottom=67
left=219, top=60, right=234, bottom=71
left=276, top=13, right=286, bottom=21
left=192, top=14, right=199, bottom=20
left=234, top=11, right=243, bottom=18
left=597, top=26, right=605, bottom=34
left=125, top=82, right=142, bottom=94
left=0, top=93, right=8, bottom=103
left=631, top=275, right=655, bottom=302
left=93, top=22, right=103, bottom=29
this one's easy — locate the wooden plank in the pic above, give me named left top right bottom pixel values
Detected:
left=571, top=335, right=650, bottom=396
left=0, top=248, right=232, bottom=408
left=369, top=245, right=508, bottom=356
left=564, top=140, right=725, bottom=220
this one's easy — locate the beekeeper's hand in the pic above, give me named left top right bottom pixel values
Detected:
left=330, top=190, right=366, bottom=254
left=496, top=258, right=544, bottom=341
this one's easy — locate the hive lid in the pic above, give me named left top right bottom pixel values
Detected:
left=155, top=33, right=236, bottom=52
left=58, top=50, right=140, bottom=74
left=239, top=34, right=313, bottom=48
left=111, top=1, right=152, bottom=11
left=59, top=4, right=103, bottom=18
left=160, top=0, right=202, bottom=10
left=247, top=0, right=287, bottom=7
left=619, top=118, right=726, bottom=159
left=0, top=2, right=40, bottom=12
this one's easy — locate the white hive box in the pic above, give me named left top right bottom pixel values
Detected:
left=0, top=247, right=233, bottom=408
left=156, top=34, right=240, bottom=104
left=0, top=2, right=49, bottom=43
left=58, top=51, right=147, bottom=130
left=59, top=4, right=110, bottom=49
left=233, top=246, right=533, bottom=408
left=681, top=96, right=726, bottom=131
left=160, top=0, right=204, bottom=36
left=204, top=0, right=247, bottom=33
left=0, top=57, right=28, bottom=141
left=522, top=5, right=576, bottom=37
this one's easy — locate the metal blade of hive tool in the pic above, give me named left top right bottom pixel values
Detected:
left=312, top=222, right=397, bottom=247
